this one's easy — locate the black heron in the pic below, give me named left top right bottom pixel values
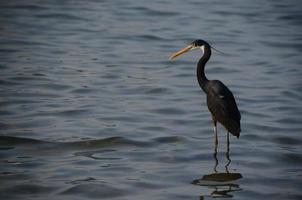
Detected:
left=169, top=40, right=241, bottom=149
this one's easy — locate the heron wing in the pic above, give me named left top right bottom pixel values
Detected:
left=206, top=80, right=241, bottom=136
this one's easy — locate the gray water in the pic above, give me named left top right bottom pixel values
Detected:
left=1, top=0, right=302, bottom=199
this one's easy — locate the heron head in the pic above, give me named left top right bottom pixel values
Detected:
left=169, top=39, right=210, bottom=60
left=190, top=39, right=208, bottom=48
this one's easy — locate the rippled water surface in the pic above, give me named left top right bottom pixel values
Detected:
left=1, top=0, right=302, bottom=199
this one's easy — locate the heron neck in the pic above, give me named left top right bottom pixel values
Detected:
left=197, top=45, right=211, bottom=93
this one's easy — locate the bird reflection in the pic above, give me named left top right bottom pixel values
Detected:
left=192, top=145, right=242, bottom=198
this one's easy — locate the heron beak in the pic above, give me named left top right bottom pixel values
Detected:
left=169, top=45, right=193, bottom=60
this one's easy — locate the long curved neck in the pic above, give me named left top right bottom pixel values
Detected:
left=197, top=44, right=211, bottom=93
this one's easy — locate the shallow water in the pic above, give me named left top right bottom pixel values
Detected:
left=1, top=0, right=302, bottom=199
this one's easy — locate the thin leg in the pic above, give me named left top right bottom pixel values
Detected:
left=227, top=132, right=230, bottom=153
left=213, top=147, right=218, bottom=173
left=213, top=119, right=218, bottom=173
left=225, top=132, right=231, bottom=173
left=213, top=119, right=218, bottom=148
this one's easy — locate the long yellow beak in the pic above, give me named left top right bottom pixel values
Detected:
left=169, top=45, right=193, bottom=60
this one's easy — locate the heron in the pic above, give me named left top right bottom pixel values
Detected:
left=169, top=39, right=241, bottom=150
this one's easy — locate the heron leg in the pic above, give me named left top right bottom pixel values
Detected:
left=227, top=132, right=230, bottom=153
left=225, top=132, right=231, bottom=173
left=213, top=118, right=218, bottom=148
left=213, top=146, right=218, bottom=173
left=212, top=117, right=218, bottom=172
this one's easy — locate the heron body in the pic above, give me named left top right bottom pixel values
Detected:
left=170, top=40, right=241, bottom=145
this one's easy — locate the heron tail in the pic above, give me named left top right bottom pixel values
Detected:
left=226, top=119, right=241, bottom=138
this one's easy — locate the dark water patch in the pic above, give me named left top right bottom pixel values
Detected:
left=240, top=109, right=269, bottom=119
left=0, top=122, right=13, bottom=130
left=251, top=60, right=270, bottom=66
left=152, top=136, right=186, bottom=144
left=280, top=90, right=302, bottom=100
left=2, top=118, right=53, bottom=130
left=235, top=97, right=264, bottom=105
left=145, top=87, right=173, bottom=94
left=99, top=164, right=136, bottom=172
left=0, top=39, right=47, bottom=47
left=272, top=136, right=302, bottom=146
left=69, top=136, right=154, bottom=149
left=239, top=189, right=293, bottom=200
left=71, top=88, right=95, bottom=94
left=239, top=158, right=276, bottom=169
left=0, top=99, right=41, bottom=107
left=244, top=122, right=300, bottom=133
left=126, top=74, right=152, bottom=81
left=74, top=149, right=119, bottom=160
left=55, top=109, right=91, bottom=117
left=172, top=72, right=194, bottom=78
left=171, top=118, right=203, bottom=126
left=35, top=13, right=88, bottom=21
left=243, top=134, right=265, bottom=141
left=139, top=125, right=168, bottom=132
left=122, top=34, right=167, bottom=42
left=0, top=135, right=151, bottom=148
left=277, top=105, right=302, bottom=112
left=2, top=184, right=58, bottom=195
left=212, top=10, right=259, bottom=18
left=0, top=172, right=32, bottom=181
left=67, top=177, right=97, bottom=184
left=137, top=34, right=166, bottom=41
left=0, top=4, right=48, bottom=11
left=275, top=117, right=302, bottom=126
left=0, top=79, right=21, bottom=86
left=36, top=83, right=72, bottom=91
left=78, top=154, right=121, bottom=161
left=278, top=13, right=302, bottom=23
left=15, top=159, right=46, bottom=169
left=243, top=174, right=302, bottom=189
left=235, top=84, right=278, bottom=90
left=207, top=67, right=240, bottom=74
left=129, top=180, right=164, bottom=189
left=157, top=153, right=204, bottom=164
left=129, top=6, right=178, bottom=17
left=148, top=107, right=186, bottom=115
left=0, top=136, right=47, bottom=146
left=0, top=48, right=19, bottom=53
left=278, top=153, right=302, bottom=166
left=0, top=64, right=8, bottom=69
left=32, top=73, right=46, bottom=77
left=100, top=73, right=121, bottom=79
left=99, top=116, right=144, bottom=123
left=61, top=183, right=128, bottom=198
left=0, top=146, right=14, bottom=150
left=70, top=158, right=106, bottom=167
left=261, top=40, right=302, bottom=52
left=3, top=91, right=62, bottom=98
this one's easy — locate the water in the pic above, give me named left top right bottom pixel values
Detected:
left=0, top=0, right=302, bottom=199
